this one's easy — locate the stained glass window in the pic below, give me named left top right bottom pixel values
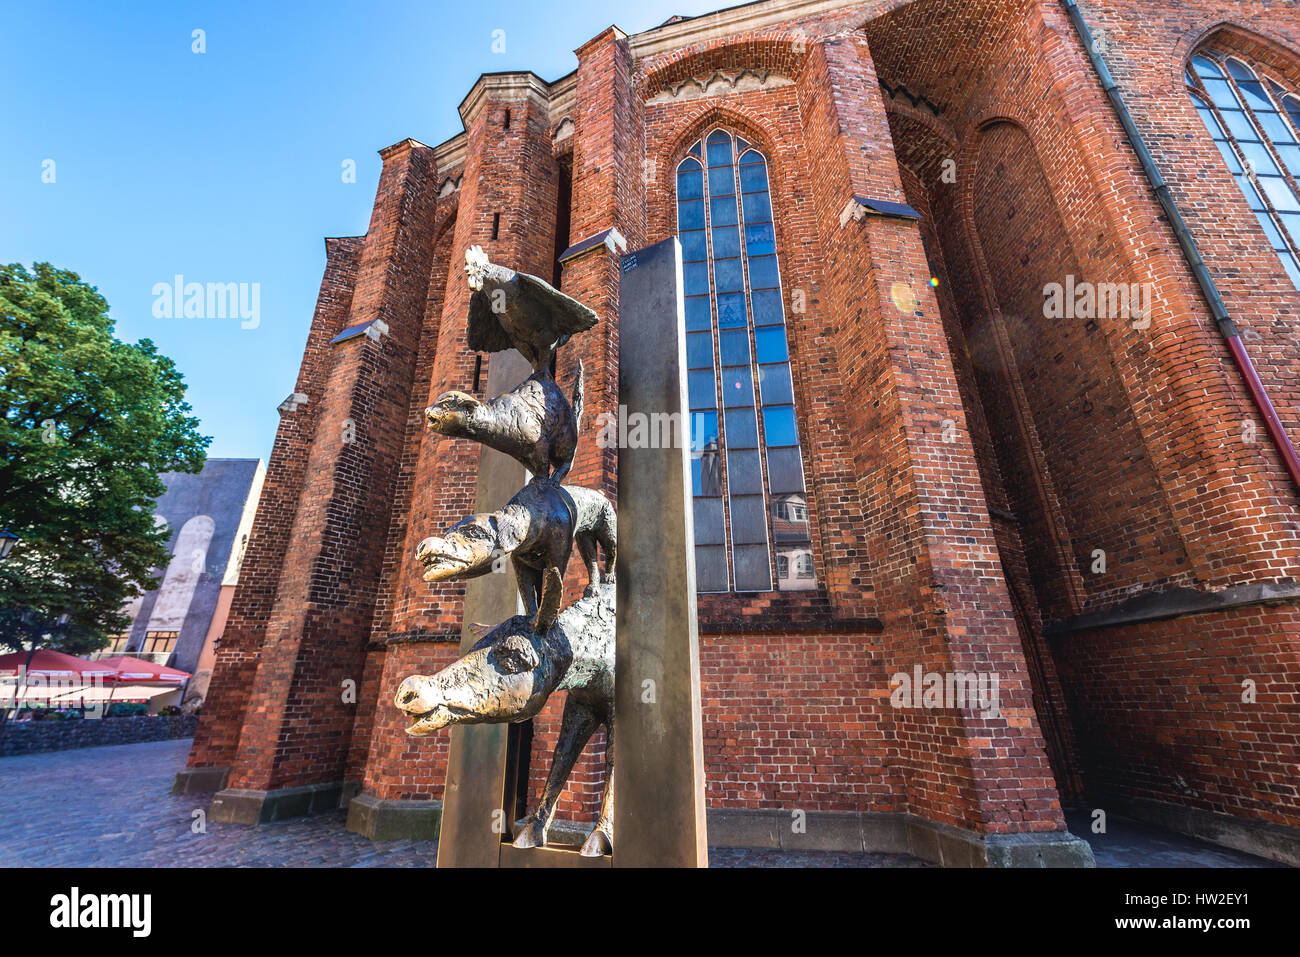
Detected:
left=1188, top=53, right=1300, bottom=288
left=676, top=130, right=815, bottom=592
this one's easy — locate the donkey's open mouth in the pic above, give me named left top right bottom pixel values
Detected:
left=401, top=703, right=474, bottom=736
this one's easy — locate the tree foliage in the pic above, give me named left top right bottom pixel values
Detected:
left=0, top=263, right=209, bottom=654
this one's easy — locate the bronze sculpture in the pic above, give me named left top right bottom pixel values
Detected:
left=464, top=245, right=598, bottom=375
left=415, top=481, right=615, bottom=613
left=425, top=361, right=584, bottom=484
left=399, top=248, right=617, bottom=856
left=396, top=568, right=616, bottom=856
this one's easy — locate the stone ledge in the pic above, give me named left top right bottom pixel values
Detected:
left=340, top=799, right=1094, bottom=867
left=707, top=808, right=1095, bottom=868
left=1047, top=581, right=1300, bottom=636
left=172, top=765, right=231, bottom=794
left=378, top=630, right=461, bottom=647
left=1097, top=794, right=1299, bottom=867
left=209, top=782, right=346, bottom=826
left=843, top=195, right=923, bottom=224
left=558, top=227, right=628, bottom=265
left=346, top=794, right=443, bottom=841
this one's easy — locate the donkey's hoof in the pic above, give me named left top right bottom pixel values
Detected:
left=580, top=827, right=612, bottom=857
left=512, top=820, right=548, bottom=849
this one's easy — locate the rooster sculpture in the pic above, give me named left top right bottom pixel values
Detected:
left=464, top=245, right=598, bottom=376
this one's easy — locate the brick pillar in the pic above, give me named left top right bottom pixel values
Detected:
left=557, top=27, right=644, bottom=507
left=176, top=234, right=362, bottom=794
left=344, top=203, right=460, bottom=790
left=507, top=27, right=649, bottom=824
left=348, top=75, right=562, bottom=836
left=208, top=140, right=441, bottom=824
left=797, top=36, right=1089, bottom=861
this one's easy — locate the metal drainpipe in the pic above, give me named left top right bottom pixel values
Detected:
left=1061, top=0, right=1300, bottom=494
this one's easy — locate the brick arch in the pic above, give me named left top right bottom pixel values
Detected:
left=433, top=200, right=458, bottom=246
left=965, top=118, right=1192, bottom=610
left=1173, top=18, right=1300, bottom=92
left=853, top=0, right=975, bottom=30
left=883, top=97, right=958, bottom=155
left=905, top=110, right=1096, bottom=618
left=959, top=112, right=1044, bottom=261
left=662, top=105, right=781, bottom=172
left=650, top=104, right=792, bottom=243
left=638, top=34, right=810, bottom=101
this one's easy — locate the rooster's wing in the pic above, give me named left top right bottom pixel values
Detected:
left=467, top=287, right=517, bottom=354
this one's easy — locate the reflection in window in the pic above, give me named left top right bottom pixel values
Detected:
left=1187, top=52, right=1300, bottom=288
left=677, top=129, right=815, bottom=592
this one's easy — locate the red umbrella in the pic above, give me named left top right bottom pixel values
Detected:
left=95, top=655, right=190, bottom=685
left=0, top=649, right=119, bottom=681
left=0, top=649, right=120, bottom=712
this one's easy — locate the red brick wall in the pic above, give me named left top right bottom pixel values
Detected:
left=701, top=631, right=906, bottom=812
left=189, top=0, right=1300, bottom=844
left=360, top=87, right=562, bottom=802
left=899, top=158, right=1086, bottom=801
left=225, top=140, right=441, bottom=792
left=864, top=0, right=1300, bottom=825
left=346, top=208, right=461, bottom=784
left=1056, top=604, right=1300, bottom=828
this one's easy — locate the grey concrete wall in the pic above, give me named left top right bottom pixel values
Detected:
left=128, top=459, right=261, bottom=674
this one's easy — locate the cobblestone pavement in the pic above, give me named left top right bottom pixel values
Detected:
left=1063, top=810, right=1282, bottom=868
left=0, top=740, right=1280, bottom=867
left=0, top=740, right=925, bottom=868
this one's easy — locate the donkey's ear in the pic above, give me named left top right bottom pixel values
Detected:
left=531, top=566, right=564, bottom=635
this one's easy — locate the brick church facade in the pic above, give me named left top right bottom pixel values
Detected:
left=178, top=0, right=1300, bottom=865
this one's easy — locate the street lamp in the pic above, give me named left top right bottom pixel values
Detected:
left=0, top=529, right=18, bottom=561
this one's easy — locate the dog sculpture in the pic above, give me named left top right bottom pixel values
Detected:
left=416, top=481, right=616, bottom=615
left=396, top=568, right=615, bottom=856
left=426, top=361, right=584, bottom=484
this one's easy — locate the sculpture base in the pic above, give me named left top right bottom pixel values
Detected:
left=708, top=809, right=1095, bottom=868
left=498, top=843, right=612, bottom=868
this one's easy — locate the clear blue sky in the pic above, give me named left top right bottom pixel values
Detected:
left=0, top=0, right=722, bottom=461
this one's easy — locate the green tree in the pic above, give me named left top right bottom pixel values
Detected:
left=0, top=263, right=209, bottom=655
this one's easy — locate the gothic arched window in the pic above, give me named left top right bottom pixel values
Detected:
left=675, top=129, right=814, bottom=593
left=1186, top=51, right=1300, bottom=287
